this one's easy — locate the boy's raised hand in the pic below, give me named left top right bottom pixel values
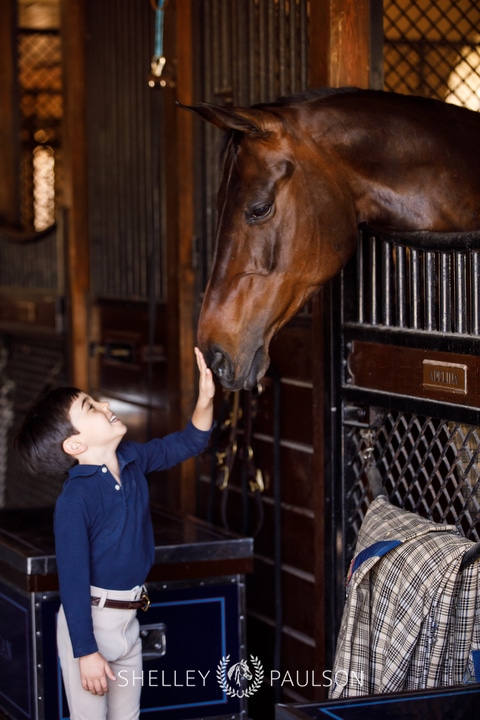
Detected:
left=192, top=347, right=215, bottom=431
left=195, top=347, right=215, bottom=402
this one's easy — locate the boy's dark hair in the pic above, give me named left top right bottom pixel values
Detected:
left=16, top=386, right=82, bottom=479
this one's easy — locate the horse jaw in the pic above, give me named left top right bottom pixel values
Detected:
left=197, top=272, right=323, bottom=390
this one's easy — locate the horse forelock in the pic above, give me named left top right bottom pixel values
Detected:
left=219, top=130, right=239, bottom=169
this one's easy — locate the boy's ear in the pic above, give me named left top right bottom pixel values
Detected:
left=62, top=436, right=87, bottom=457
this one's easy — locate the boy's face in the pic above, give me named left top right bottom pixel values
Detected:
left=68, top=393, right=127, bottom=451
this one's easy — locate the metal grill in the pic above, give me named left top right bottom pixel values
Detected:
left=384, top=0, right=480, bottom=107
left=86, top=0, right=164, bottom=301
left=0, top=229, right=59, bottom=290
left=193, top=0, right=310, bottom=291
left=355, top=228, right=480, bottom=335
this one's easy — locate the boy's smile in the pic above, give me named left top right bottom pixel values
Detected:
left=68, top=393, right=127, bottom=455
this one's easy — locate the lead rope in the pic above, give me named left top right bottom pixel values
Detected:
left=239, top=386, right=264, bottom=536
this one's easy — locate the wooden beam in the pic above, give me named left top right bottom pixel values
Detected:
left=0, top=0, right=19, bottom=224
left=309, top=0, right=372, bottom=89
left=308, top=0, right=377, bottom=698
left=60, top=0, right=89, bottom=390
left=163, top=0, right=197, bottom=515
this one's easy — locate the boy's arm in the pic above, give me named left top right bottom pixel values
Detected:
left=191, top=347, right=215, bottom=431
left=79, top=652, right=116, bottom=695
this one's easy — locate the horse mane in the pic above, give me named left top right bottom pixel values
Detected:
left=216, top=86, right=476, bottom=169
left=251, top=86, right=361, bottom=111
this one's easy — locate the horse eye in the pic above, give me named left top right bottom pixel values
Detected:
left=248, top=203, right=272, bottom=222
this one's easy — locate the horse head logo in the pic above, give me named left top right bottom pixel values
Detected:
left=227, top=658, right=253, bottom=686
left=217, top=654, right=264, bottom=698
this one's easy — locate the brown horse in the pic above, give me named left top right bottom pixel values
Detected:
left=182, top=88, right=480, bottom=390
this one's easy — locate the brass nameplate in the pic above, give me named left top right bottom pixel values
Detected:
left=422, top=360, right=467, bottom=395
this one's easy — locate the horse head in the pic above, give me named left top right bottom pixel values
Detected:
left=227, top=659, right=253, bottom=685
left=182, top=101, right=358, bottom=389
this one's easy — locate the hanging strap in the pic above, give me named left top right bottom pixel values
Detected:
left=213, top=387, right=265, bottom=536
left=238, top=388, right=264, bottom=536
left=150, top=0, right=167, bottom=81
left=216, top=390, right=241, bottom=491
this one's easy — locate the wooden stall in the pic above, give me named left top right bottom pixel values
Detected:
left=1, top=2, right=479, bottom=719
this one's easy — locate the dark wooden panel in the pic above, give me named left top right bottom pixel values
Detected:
left=0, top=292, right=59, bottom=333
left=253, top=439, right=313, bottom=509
left=247, top=558, right=315, bottom=639
left=246, top=614, right=321, bottom=706
left=254, top=503, right=314, bottom=575
left=280, top=631, right=324, bottom=703
left=195, top=444, right=313, bottom=546
left=269, top=318, right=314, bottom=383
left=348, top=340, right=480, bottom=407
left=91, top=300, right=167, bottom=409
left=256, top=377, right=313, bottom=448
left=146, top=556, right=253, bottom=582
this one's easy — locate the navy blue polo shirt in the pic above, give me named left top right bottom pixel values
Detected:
left=54, top=421, right=211, bottom=658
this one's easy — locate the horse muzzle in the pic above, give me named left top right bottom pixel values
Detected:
left=206, top=346, right=268, bottom=391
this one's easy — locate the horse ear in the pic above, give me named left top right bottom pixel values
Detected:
left=177, top=101, right=274, bottom=138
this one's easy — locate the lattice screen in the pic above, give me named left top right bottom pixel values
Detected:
left=17, top=25, right=62, bottom=229
left=345, top=409, right=480, bottom=561
left=384, top=0, right=480, bottom=109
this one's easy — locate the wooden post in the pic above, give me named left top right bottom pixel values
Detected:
left=60, top=0, right=89, bottom=390
left=163, top=0, right=197, bottom=515
left=308, top=0, right=377, bottom=699
left=309, top=0, right=373, bottom=89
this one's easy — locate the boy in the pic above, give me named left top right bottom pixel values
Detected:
left=16, top=348, right=215, bottom=720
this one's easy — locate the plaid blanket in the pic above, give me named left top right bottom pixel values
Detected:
left=329, top=495, right=480, bottom=698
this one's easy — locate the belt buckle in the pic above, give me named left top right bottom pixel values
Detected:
left=140, top=591, right=151, bottom=612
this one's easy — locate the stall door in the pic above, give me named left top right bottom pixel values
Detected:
left=326, top=225, right=480, bottom=657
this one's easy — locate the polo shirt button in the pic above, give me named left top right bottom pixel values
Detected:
left=115, top=484, right=121, bottom=491
left=101, top=466, right=107, bottom=473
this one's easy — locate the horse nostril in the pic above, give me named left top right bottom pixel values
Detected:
left=211, top=351, right=231, bottom=380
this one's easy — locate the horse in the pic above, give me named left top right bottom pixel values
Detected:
left=181, top=88, right=480, bottom=390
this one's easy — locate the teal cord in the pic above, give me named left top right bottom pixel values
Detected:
left=154, top=0, right=165, bottom=59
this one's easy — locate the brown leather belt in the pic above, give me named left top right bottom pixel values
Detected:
left=91, top=591, right=151, bottom=612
